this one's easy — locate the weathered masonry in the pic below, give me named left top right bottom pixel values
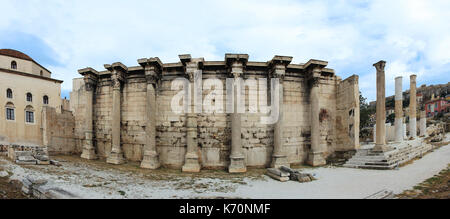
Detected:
left=70, top=54, right=360, bottom=172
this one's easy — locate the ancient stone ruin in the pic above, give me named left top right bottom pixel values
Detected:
left=344, top=61, right=436, bottom=170
left=70, top=54, right=360, bottom=172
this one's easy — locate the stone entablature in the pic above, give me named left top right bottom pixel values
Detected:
left=70, top=54, right=360, bottom=171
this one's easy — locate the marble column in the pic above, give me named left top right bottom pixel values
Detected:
left=106, top=63, right=127, bottom=165
left=182, top=56, right=202, bottom=173
left=306, top=60, right=328, bottom=167
left=409, top=75, right=417, bottom=139
left=373, top=61, right=388, bottom=152
left=394, top=76, right=404, bottom=143
left=270, top=56, right=292, bottom=168
left=138, top=58, right=162, bottom=169
left=80, top=68, right=99, bottom=160
left=420, top=110, right=427, bottom=137
left=226, top=54, right=248, bottom=173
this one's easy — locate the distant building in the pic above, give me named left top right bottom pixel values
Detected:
left=425, top=98, right=449, bottom=117
left=0, top=49, right=63, bottom=145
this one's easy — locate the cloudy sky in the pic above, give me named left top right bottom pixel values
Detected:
left=1, top=0, right=449, bottom=101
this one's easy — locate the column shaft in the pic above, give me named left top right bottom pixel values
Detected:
left=229, top=78, right=246, bottom=173
left=182, top=63, right=201, bottom=173
left=81, top=84, right=97, bottom=160
left=420, top=111, right=427, bottom=137
left=141, top=83, right=160, bottom=169
left=107, top=80, right=125, bottom=164
left=394, top=77, right=403, bottom=142
left=409, top=75, right=417, bottom=138
left=373, top=61, right=389, bottom=152
left=307, top=80, right=326, bottom=166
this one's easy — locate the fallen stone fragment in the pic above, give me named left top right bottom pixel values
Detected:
left=298, top=175, right=313, bottom=183
left=365, top=189, right=395, bottom=199
left=26, top=176, right=48, bottom=186
left=16, top=160, right=37, bottom=165
left=44, top=188, right=79, bottom=199
left=37, top=160, right=51, bottom=165
left=17, top=155, right=35, bottom=161
left=50, top=160, right=61, bottom=166
left=0, top=171, right=8, bottom=178
left=266, top=171, right=290, bottom=182
left=266, top=168, right=290, bottom=182
left=279, top=166, right=315, bottom=183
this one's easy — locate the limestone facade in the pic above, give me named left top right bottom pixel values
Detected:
left=70, top=54, right=360, bottom=170
left=0, top=49, right=67, bottom=147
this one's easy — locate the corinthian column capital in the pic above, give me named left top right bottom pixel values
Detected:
left=269, top=55, right=292, bottom=81
left=79, top=67, right=99, bottom=92
left=105, top=62, right=128, bottom=90
left=138, top=57, right=163, bottom=85
left=373, top=60, right=386, bottom=72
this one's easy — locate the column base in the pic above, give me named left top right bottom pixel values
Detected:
left=81, top=148, right=97, bottom=160
left=271, top=154, right=290, bottom=169
left=107, top=152, right=125, bottom=165
left=182, top=153, right=201, bottom=173
left=307, top=152, right=326, bottom=167
left=229, top=155, right=247, bottom=173
left=140, top=151, right=161, bottom=169
left=372, top=144, right=393, bottom=153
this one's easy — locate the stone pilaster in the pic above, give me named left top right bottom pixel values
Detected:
left=394, top=76, right=404, bottom=143
left=138, top=58, right=163, bottom=169
left=79, top=68, right=99, bottom=160
left=225, top=54, right=249, bottom=173
left=409, top=75, right=417, bottom=139
left=420, top=110, right=427, bottom=137
left=181, top=55, right=202, bottom=173
left=269, top=56, right=292, bottom=168
left=373, top=61, right=389, bottom=152
left=105, top=63, right=127, bottom=165
left=305, top=60, right=328, bottom=167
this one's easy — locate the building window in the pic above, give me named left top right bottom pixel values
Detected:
left=5, top=102, right=15, bottom=121
left=11, top=61, right=17, bottom=70
left=40, top=70, right=43, bottom=76
left=25, top=105, right=35, bottom=124
left=6, top=108, right=15, bottom=121
left=26, top=111, right=34, bottom=123
left=43, top=95, right=49, bottom=105
left=26, top=93, right=32, bottom=102
left=6, top=89, right=13, bottom=99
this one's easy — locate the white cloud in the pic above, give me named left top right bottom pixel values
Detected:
left=0, top=0, right=449, bottom=101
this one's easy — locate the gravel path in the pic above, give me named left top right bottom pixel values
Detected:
left=1, top=134, right=449, bottom=199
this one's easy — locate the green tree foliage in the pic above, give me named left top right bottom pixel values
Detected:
left=386, top=113, right=395, bottom=124
left=360, top=92, right=375, bottom=129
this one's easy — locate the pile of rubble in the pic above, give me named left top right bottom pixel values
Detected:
left=21, top=176, right=78, bottom=199
left=427, top=123, right=446, bottom=143
left=5, top=145, right=60, bottom=166
left=266, top=166, right=316, bottom=183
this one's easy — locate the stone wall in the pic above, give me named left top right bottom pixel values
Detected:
left=70, top=78, right=86, bottom=154
left=42, top=107, right=76, bottom=155
left=335, top=75, right=360, bottom=152
left=70, top=55, right=360, bottom=170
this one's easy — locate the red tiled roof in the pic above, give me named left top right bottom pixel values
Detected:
left=0, top=48, right=52, bottom=74
left=0, top=49, right=34, bottom=61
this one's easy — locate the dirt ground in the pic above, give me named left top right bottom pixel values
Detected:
left=0, top=161, right=29, bottom=199
left=0, top=134, right=449, bottom=199
left=396, top=164, right=450, bottom=199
